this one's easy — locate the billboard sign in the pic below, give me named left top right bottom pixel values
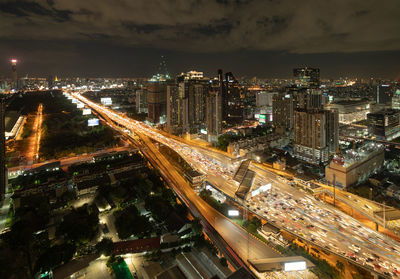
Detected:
left=259, top=183, right=271, bottom=192
left=251, top=188, right=261, bottom=197
left=228, top=210, right=239, bottom=217
left=101, top=97, right=112, bottom=106
left=76, top=102, right=84, bottom=109
left=88, top=118, right=99, bottom=126
left=259, top=114, right=266, bottom=120
left=284, top=261, right=306, bottom=271
left=82, top=109, right=91, bottom=115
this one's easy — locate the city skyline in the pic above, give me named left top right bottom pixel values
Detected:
left=2, top=1, right=400, bottom=279
left=1, top=0, right=400, bottom=78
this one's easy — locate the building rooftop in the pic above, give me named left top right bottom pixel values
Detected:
left=156, top=265, right=187, bottom=279
left=339, top=142, right=384, bottom=168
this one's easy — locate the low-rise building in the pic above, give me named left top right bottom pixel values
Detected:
left=325, top=142, right=384, bottom=188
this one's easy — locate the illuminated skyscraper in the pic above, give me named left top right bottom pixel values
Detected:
left=293, top=67, right=320, bottom=89
left=10, top=59, right=18, bottom=90
left=206, top=80, right=222, bottom=143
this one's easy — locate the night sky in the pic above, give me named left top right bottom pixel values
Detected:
left=1, top=0, right=400, bottom=79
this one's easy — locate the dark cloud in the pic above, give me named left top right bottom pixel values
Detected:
left=0, top=0, right=399, bottom=77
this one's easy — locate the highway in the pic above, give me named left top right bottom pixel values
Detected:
left=73, top=92, right=400, bottom=278
left=7, top=146, right=135, bottom=178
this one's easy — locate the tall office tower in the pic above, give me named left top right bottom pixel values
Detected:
left=293, top=67, right=320, bottom=89
left=293, top=108, right=338, bottom=164
left=376, top=84, right=392, bottom=105
left=272, top=93, right=294, bottom=133
left=136, top=88, right=148, bottom=114
left=10, top=59, right=18, bottom=90
left=147, top=82, right=167, bottom=124
left=206, top=82, right=222, bottom=143
left=0, top=97, right=6, bottom=199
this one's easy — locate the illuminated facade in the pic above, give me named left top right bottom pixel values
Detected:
left=10, top=59, right=17, bottom=90
left=325, top=100, right=370, bottom=124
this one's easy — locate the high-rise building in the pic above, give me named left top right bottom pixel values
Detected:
left=206, top=81, right=222, bottom=143
left=224, top=72, right=243, bottom=123
left=136, top=88, right=148, bottom=114
left=166, top=83, right=182, bottom=134
left=166, top=71, right=209, bottom=134
left=293, top=67, right=320, bottom=89
left=293, top=108, right=338, bottom=164
left=272, top=93, right=295, bottom=132
left=218, top=70, right=243, bottom=124
left=0, top=97, right=6, bottom=199
left=376, top=84, right=393, bottom=105
left=10, top=59, right=17, bottom=90
left=147, top=82, right=167, bottom=124
left=367, top=109, right=400, bottom=140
